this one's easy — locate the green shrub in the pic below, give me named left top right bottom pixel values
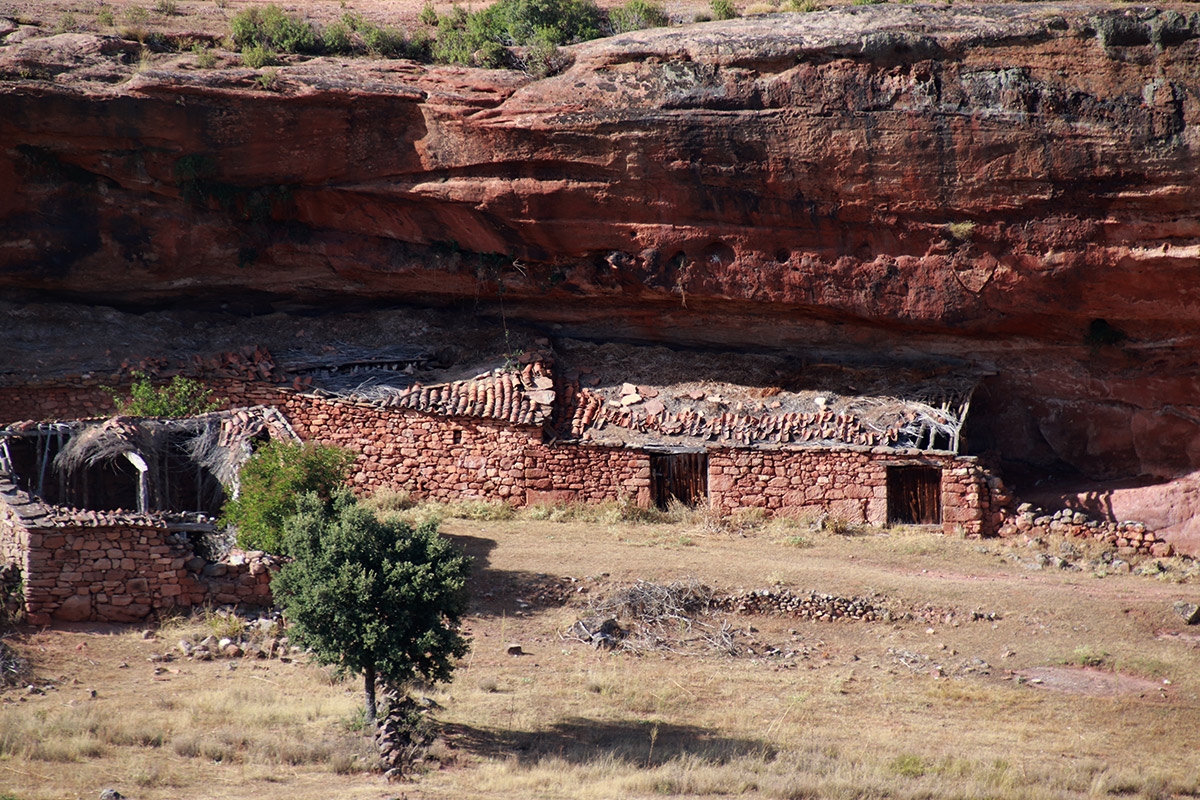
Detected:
left=710, top=0, right=738, bottom=19
left=407, top=28, right=434, bottom=61
left=522, top=32, right=566, bottom=76
left=155, top=0, right=179, bottom=16
left=192, top=43, right=218, bottom=68
left=241, top=43, right=278, bottom=68
left=254, top=67, right=280, bottom=90
left=230, top=4, right=321, bottom=54
left=362, top=24, right=408, bottom=56
left=322, top=20, right=354, bottom=54
left=432, top=8, right=473, bottom=64
left=435, top=0, right=604, bottom=65
left=97, top=7, right=115, bottom=27
left=104, top=371, right=222, bottom=418
left=608, top=0, right=669, bottom=33
left=54, top=12, right=79, bottom=33
left=709, top=0, right=736, bottom=18
left=221, top=440, right=356, bottom=555
left=787, top=0, right=820, bottom=10
left=419, top=2, right=440, bottom=26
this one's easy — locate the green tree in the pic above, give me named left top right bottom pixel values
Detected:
left=272, top=491, right=471, bottom=726
left=222, top=440, right=355, bottom=554
left=105, top=371, right=222, bottom=417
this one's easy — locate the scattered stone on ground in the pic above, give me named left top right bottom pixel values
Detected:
left=1174, top=601, right=1200, bottom=625
left=888, top=648, right=992, bottom=679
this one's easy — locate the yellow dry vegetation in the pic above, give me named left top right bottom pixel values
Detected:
left=2, top=512, right=1199, bottom=800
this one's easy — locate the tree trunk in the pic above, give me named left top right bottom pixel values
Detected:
left=364, top=664, right=377, bottom=730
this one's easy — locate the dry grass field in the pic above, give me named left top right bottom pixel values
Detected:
left=3, top=504, right=1200, bottom=800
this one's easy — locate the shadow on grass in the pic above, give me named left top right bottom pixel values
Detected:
left=443, top=532, right=579, bottom=619
left=440, top=717, right=773, bottom=768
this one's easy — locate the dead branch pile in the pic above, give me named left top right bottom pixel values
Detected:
left=588, top=579, right=716, bottom=621
left=564, top=580, right=738, bottom=656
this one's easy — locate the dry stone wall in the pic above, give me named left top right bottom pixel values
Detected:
left=709, top=448, right=997, bottom=536
left=998, top=503, right=1174, bottom=557
left=0, top=382, right=116, bottom=424
left=2, top=376, right=999, bottom=534
left=274, top=392, right=544, bottom=502
left=524, top=444, right=651, bottom=507
left=1, top=473, right=277, bottom=625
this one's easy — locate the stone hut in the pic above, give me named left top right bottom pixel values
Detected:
left=0, top=343, right=1013, bottom=623
left=0, top=407, right=292, bottom=624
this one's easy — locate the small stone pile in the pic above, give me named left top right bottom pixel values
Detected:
left=174, top=614, right=295, bottom=661
left=375, top=685, right=438, bottom=781
left=998, top=504, right=1173, bottom=558
left=714, top=589, right=887, bottom=621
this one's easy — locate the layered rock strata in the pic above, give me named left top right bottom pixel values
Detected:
left=2, top=6, right=1199, bottom=481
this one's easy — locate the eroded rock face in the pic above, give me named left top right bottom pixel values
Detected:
left=1, top=6, right=1199, bottom=480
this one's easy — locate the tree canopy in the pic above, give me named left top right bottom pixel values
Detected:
left=271, top=491, right=472, bottom=724
left=222, top=440, right=355, bottom=555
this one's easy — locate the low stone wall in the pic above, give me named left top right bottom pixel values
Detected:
left=710, top=448, right=998, bottom=537
left=998, top=504, right=1174, bottom=557
left=1, top=475, right=278, bottom=625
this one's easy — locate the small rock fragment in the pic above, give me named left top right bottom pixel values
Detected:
left=1173, top=601, right=1200, bottom=625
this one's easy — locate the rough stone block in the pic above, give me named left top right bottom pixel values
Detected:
left=53, top=593, right=92, bottom=622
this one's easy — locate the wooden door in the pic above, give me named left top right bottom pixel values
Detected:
left=887, top=465, right=942, bottom=525
left=650, top=453, right=708, bottom=510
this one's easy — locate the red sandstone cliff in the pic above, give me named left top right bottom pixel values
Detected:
left=2, top=6, right=1200, bottom=482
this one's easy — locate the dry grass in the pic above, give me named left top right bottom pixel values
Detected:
left=0, top=619, right=377, bottom=800
left=3, top=518, right=1199, bottom=800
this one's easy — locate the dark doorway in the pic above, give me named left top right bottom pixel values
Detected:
left=650, top=452, right=708, bottom=510
left=887, top=465, right=942, bottom=525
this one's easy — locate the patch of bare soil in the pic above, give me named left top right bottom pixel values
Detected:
left=1015, top=666, right=1169, bottom=698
